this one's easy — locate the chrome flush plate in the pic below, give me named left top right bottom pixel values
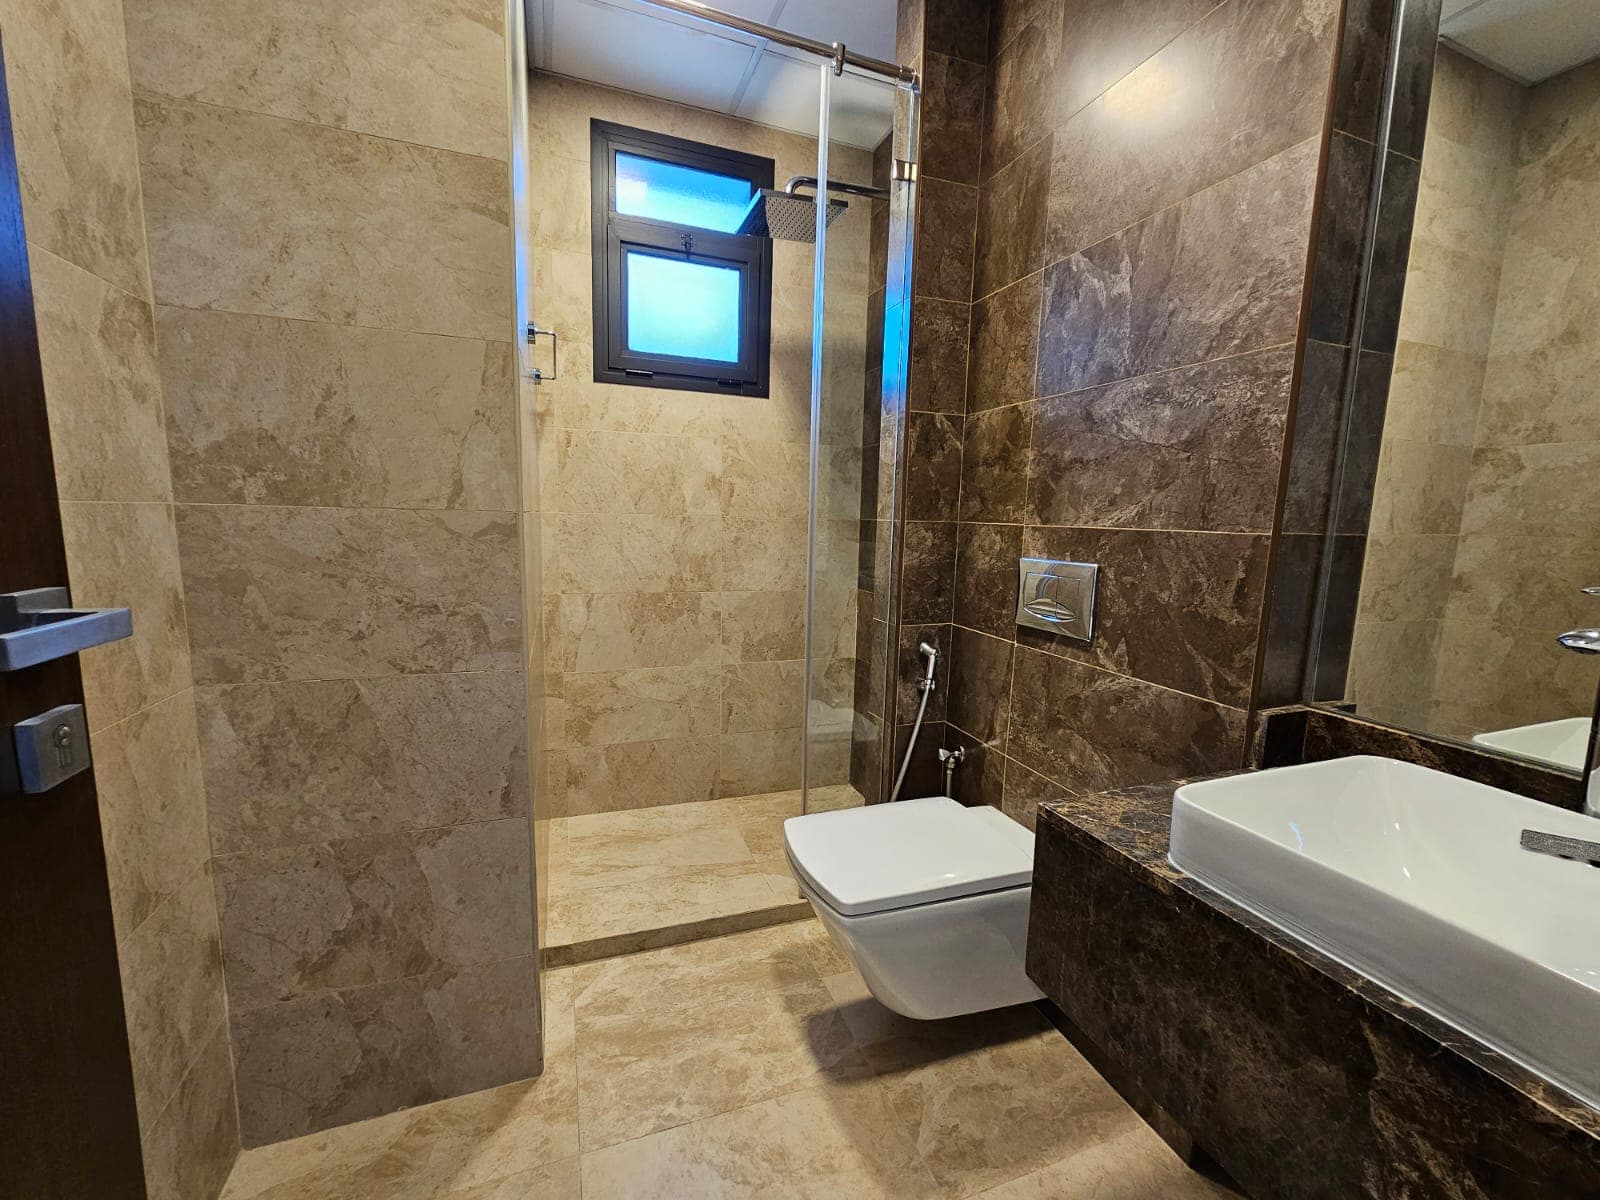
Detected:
left=1016, top=557, right=1098, bottom=642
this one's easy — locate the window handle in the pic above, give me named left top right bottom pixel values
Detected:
left=525, top=323, right=558, bottom=382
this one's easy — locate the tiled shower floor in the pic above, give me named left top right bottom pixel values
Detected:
left=541, top=785, right=864, bottom=965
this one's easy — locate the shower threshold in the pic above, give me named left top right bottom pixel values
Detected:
left=540, top=784, right=864, bottom=967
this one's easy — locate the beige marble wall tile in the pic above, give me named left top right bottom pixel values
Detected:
left=721, top=590, right=806, bottom=663
left=140, top=1021, right=240, bottom=1200
left=1394, top=237, right=1503, bottom=354
left=1409, top=133, right=1516, bottom=267
left=556, top=430, right=721, bottom=516
left=117, top=866, right=227, bottom=1133
left=61, top=500, right=192, bottom=731
left=95, top=689, right=211, bottom=940
left=723, top=660, right=806, bottom=734
left=716, top=729, right=804, bottom=799
left=123, top=0, right=508, bottom=160
left=719, top=437, right=811, bottom=518
left=215, top=819, right=533, bottom=1009
left=135, top=97, right=511, bottom=340
left=1366, top=440, right=1473, bottom=536
left=555, top=592, right=724, bottom=673
left=231, top=956, right=539, bottom=1146
left=177, top=503, right=521, bottom=684
left=1458, top=442, right=1600, bottom=538
left=562, top=667, right=722, bottom=746
left=0, top=0, right=151, bottom=297
left=1443, top=532, right=1600, bottom=634
left=1475, top=237, right=1600, bottom=449
left=1426, top=46, right=1523, bottom=157
left=555, top=738, right=720, bottom=816
left=198, top=673, right=528, bottom=856
left=720, top=517, right=809, bottom=592
left=1347, top=618, right=1443, bottom=729
left=1355, top=534, right=1457, bottom=625
left=32, top=247, right=171, bottom=502
left=556, top=513, right=721, bottom=594
left=159, top=307, right=516, bottom=510
left=1431, top=622, right=1599, bottom=729
left=1383, top=341, right=1487, bottom=448
left=222, top=971, right=575, bottom=1193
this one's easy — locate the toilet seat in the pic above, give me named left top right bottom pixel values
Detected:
left=783, top=797, right=1044, bottom=1020
left=783, top=797, right=1034, bottom=914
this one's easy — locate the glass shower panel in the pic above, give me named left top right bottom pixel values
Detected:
left=803, top=65, right=913, bottom=815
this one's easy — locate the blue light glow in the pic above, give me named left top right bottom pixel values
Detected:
left=625, top=252, right=742, bottom=363
left=615, top=152, right=753, bottom=232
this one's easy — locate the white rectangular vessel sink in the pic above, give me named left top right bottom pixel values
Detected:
left=1170, top=756, right=1600, bottom=1111
left=1472, top=717, right=1592, bottom=772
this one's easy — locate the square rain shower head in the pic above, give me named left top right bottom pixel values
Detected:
left=737, top=188, right=849, bottom=242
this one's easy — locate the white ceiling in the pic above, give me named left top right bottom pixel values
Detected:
left=528, top=0, right=899, bottom=148
left=1440, top=0, right=1600, bottom=85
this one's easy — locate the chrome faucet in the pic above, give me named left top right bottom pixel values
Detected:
left=1556, top=616, right=1600, bottom=818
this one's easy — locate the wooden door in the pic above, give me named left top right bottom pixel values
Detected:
left=0, top=31, right=148, bottom=1200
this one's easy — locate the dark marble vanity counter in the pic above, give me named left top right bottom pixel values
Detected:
left=1028, top=775, right=1600, bottom=1198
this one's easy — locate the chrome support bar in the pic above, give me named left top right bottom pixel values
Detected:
left=637, top=0, right=920, bottom=87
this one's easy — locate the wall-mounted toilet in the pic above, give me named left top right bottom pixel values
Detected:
left=783, top=797, right=1044, bottom=1019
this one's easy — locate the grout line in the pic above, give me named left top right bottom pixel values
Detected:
left=133, top=88, right=512, bottom=167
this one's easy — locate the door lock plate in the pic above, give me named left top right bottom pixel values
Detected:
left=13, top=703, right=90, bottom=794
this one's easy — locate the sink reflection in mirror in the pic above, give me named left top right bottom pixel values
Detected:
left=1288, top=0, right=1600, bottom=779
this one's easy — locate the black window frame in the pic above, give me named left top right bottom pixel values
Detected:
left=590, top=119, right=774, bottom=396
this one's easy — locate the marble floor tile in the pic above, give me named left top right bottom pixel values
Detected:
left=578, top=1082, right=942, bottom=1200
left=219, top=971, right=577, bottom=1200
left=542, top=787, right=865, bottom=955
left=217, top=923, right=1236, bottom=1199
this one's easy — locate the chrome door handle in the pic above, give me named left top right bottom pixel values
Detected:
left=0, top=588, right=131, bottom=671
left=525, top=323, right=558, bottom=382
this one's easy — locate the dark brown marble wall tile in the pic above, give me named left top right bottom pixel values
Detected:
left=1022, top=527, right=1271, bottom=707
left=1358, top=149, right=1421, bottom=355
left=1281, top=342, right=1391, bottom=536
left=904, top=411, right=963, bottom=519
left=987, top=0, right=1055, bottom=65
left=854, top=611, right=888, bottom=719
left=973, top=135, right=1050, bottom=299
left=1256, top=530, right=1323, bottom=706
left=850, top=711, right=884, bottom=802
left=959, top=403, right=1032, bottom=523
left=913, top=177, right=978, bottom=301
left=893, top=719, right=948, bottom=798
left=1000, top=756, right=1071, bottom=830
left=1043, top=0, right=1331, bottom=262
left=1044, top=0, right=1337, bottom=261
left=944, top=723, right=1006, bottom=809
left=1008, top=646, right=1248, bottom=792
left=1332, top=0, right=1443, bottom=157
left=1305, top=135, right=1419, bottom=353
left=898, top=622, right=951, bottom=724
left=909, top=298, right=971, bottom=414
left=923, top=52, right=988, bottom=185
left=953, top=520, right=1022, bottom=637
left=1310, top=532, right=1365, bottom=700
left=927, top=0, right=990, bottom=63
left=1028, top=346, right=1293, bottom=533
left=1049, top=0, right=1219, bottom=125
left=981, top=8, right=1059, bottom=178
left=947, top=624, right=1015, bottom=744
left=966, top=271, right=1041, bottom=411
left=901, top=520, right=959, bottom=623
left=1037, top=137, right=1319, bottom=398
left=231, top=956, right=538, bottom=1145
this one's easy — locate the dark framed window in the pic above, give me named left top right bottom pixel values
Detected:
left=590, top=120, right=774, bottom=396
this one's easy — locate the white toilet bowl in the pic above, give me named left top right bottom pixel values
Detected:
left=783, top=796, right=1044, bottom=1020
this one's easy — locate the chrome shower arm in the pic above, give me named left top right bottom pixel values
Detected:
left=784, top=175, right=892, bottom=202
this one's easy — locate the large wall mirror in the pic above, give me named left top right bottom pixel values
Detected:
left=1289, top=0, right=1600, bottom=777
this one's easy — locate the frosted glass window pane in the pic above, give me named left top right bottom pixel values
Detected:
left=626, top=252, right=742, bottom=363
left=615, top=152, right=752, bottom=232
